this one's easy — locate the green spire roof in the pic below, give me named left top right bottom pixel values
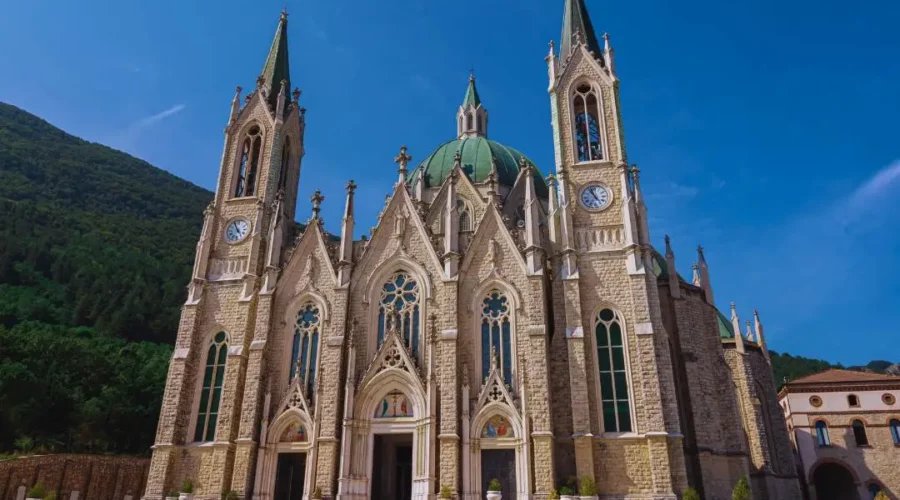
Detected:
left=560, top=0, right=603, bottom=61
left=260, top=10, right=291, bottom=110
left=462, top=74, right=482, bottom=108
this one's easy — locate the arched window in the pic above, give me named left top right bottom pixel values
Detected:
left=466, top=113, right=474, bottom=131
left=278, top=137, right=291, bottom=193
left=815, top=420, right=831, bottom=447
left=891, top=419, right=900, bottom=445
left=235, top=125, right=262, bottom=197
left=378, top=272, right=421, bottom=357
left=595, top=308, right=631, bottom=433
left=481, top=290, right=512, bottom=386
left=290, top=303, right=320, bottom=398
left=195, top=331, right=228, bottom=442
left=458, top=199, right=472, bottom=232
left=572, top=83, right=604, bottom=163
left=852, top=419, right=869, bottom=446
left=848, top=394, right=860, bottom=407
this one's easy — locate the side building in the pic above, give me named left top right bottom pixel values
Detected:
left=779, top=369, right=900, bottom=500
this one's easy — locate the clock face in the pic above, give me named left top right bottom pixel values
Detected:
left=225, top=219, right=251, bottom=243
left=580, top=184, right=611, bottom=210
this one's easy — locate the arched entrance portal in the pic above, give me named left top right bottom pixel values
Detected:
left=813, top=462, right=860, bottom=500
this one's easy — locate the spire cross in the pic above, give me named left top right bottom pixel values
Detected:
left=394, top=145, right=412, bottom=174
left=346, top=179, right=357, bottom=193
left=310, top=190, right=325, bottom=220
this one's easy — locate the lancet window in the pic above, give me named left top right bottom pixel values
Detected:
left=595, top=308, right=632, bottom=432
left=290, top=303, right=320, bottom=398
left=377, top=273, right=421, bottom=357
left=195, top=331, right=228, bottom=442
left=572, top=83, right=604, bottom=162
left=481, top=290, right=512, bottom=386
left=278, top=137, right=291, bottom=193
left=458, top=199, right=473, bottom=232
left=235, top=125, right=262, bottom=197
left=815, top=420, right=831, bottom=447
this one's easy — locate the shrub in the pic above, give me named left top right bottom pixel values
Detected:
left=732, top=477, right=751, bottom=500
left=440, top=484, right=453, bottom=498
left=579, top=476, right=597, bottom=496
left=26, top=484, right=47, bottom=498
left=180, top=479, right=194, bottom=494
left=548, top=488, right=560, bottom=499
left=488, top=478, right=502, bottom=491
left=559, top=486, right=575, bottom=496
left=683, top=488, right=701, bottom=500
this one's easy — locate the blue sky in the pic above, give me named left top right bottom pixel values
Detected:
left=1, top=0, right=897, bottom=365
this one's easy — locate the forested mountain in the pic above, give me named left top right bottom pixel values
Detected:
left=0, top=103, right=893, bottom=456
left=0, top=102, right=210, bottom=455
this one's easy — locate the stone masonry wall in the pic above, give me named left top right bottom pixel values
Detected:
left=0, top=454, right=148, bottom=500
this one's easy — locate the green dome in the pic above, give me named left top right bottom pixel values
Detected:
left=410, top=137, right=548, bottom=198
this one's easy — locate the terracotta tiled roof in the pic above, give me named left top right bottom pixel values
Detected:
left=787, top=369, right=900, bottom=385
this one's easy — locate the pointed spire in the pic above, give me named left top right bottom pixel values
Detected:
left=229, top=86, right=242, bottom=124
left=692, top=263, right=700, bottom=286
left=444, top=167, right=460, bottom=278
left=754, top=310, right=770, bottom=362
left=560, top=0, right=603, bottom=62
left=546, top=40, right=558, bottom=89
left=309, top=190, right=324, bottom=225
left=744, top=320, right=753, bottom=342
left=260, top=9, right=291, bottom=111
left=394, top=145, right=412, bottom=185
left=546, top=173, right=560, bottom=246
left=462, top=71, right=482, bottom=108
left=731, top=302, right=745, bottom=353
left=664, top=235, right=680, bottom=299
left=697, top=245, right=715, bottom=306
left=338, top=180, right=356, bottom=286
left=522, top=159, right=543, bottom=275
left=603, top=32, right=617, bottom=75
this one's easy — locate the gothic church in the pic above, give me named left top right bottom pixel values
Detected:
left=144, top=1, right=801, bottom=499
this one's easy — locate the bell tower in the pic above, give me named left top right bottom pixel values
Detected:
left=545, top=0, right=687, bottom=494
left=144, top=10, right=306, bottom=499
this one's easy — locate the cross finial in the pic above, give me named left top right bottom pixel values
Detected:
left=469, top=67, right=475, bottom=81
left=281, top=5, right=289, bottom=18
left=394, top=145, right=411, bottom=172
left=310, top=190, right=325, bottom=220
left=292, top=88, right=301, bottom=103
left=346, top=179, right=357, bottom=193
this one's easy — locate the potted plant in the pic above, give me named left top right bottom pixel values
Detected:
left=166, top=492, right=179, bottom=500
left=559, top=485, right=576, bottom=500
left=732, top=477, right=750, bottom=500
left=26, top=484, right=47, bottom=500
left=440, top=484, right=454, bottom=499
left=179, top=479, right=195, bottom=500
left=683, top=487, right=700, bottom=500
left=311, top=486, right=323, bottom=499
left=486, top=478, right=502, bottom=500
left=579, top=476, right=598, bottom=500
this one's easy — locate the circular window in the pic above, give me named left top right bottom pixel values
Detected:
left=809, top=396, right=823, bottom=408
left=884, top=393, right=896, bottom=406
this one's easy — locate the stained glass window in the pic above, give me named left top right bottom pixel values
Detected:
left=235, top=126, right=262, bottom=197
left=815, top=421, right=830, bottom=447
left=891, top=419, right=900, bottom=445
left=377, top=273, right=421, bottom=357
left=596, top=308, right=631, bottom=433
left=290, top=303, right=320, bottom=398
left=573, top=83, right=604, bottom=163
left=481, top=291, right=512, bottom=386
left=195, top=331, right=228, bottom=442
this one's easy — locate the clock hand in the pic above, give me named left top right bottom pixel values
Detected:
left=590, top=190, right=602, bottom=205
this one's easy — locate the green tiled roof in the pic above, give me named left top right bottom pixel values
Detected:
left=717, top=309, right=736, bottom=339
left=409, top=137, right=548, bottom=198
left=260, top=11, right=291, bottom=110
left=462, top=75, right=481, bottom=107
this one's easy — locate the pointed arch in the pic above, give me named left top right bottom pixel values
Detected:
left=192, top=330, right=229, bottom=442
left=233, top=122, right=265, bottom=197
left=356, top=368, right=427, bottom=422
left=470, top=279, right=521, bottom=390
left=471, top=402, right=524, bottom=441
left=588, top=304, right=636, bottom=434
left=268, top=407, right=315, bottom=446
left=278, top=135, right=292, bottom=192
left=570, top=79, right=606, bottom=163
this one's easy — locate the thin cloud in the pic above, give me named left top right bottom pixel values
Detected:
left=841, top=160, right=900, bottom=223
left=132, top=104, right=186, bottom=129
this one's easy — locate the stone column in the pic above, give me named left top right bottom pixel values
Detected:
left=438, top=326, right=460, bottom=494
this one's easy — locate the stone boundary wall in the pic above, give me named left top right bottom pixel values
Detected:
left=0, top=454, right=148, bottom=500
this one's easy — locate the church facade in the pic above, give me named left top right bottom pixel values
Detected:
left=143, top=2, right=802, bottom=499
